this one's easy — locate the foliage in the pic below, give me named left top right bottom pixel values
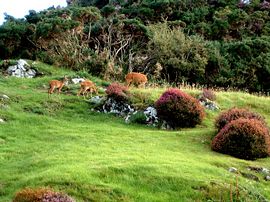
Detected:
left=129, top=111, right=147, bottom=124
left=13, top=188, right=75, bottom=202
left=105, top=82, right=129, bottom=101
left=215, top=107, right=267, bottom=132
left=155, top=88, right=205, bottom=128
left=212, top=118, right=270, bottom=160
left=148, top=23, right=208, bottom=84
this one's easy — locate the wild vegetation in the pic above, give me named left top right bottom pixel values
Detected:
left=1, top=0, right=270, bottom=92
left=1, top=0, right=270, bottom=201
left=0, top=61, right=270, bottom=201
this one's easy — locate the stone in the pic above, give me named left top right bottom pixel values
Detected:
left=144, top=106, right=159, bottom=126
left=89, top=96, right=105, bottom=105
left=6, top=59, right=37, bottom=78
left=71, top=78, right=85, bottom=84
left=241, top=172, right=259, bottom=181
left=265, top=176, right=270, bottom=181
left=228, top=167, right=238, bottom=173
left=0, top=118, right=4, bottom=123
left=0, top=94, right=10, bottom=100
left=199, top=97, right=219, bottom=111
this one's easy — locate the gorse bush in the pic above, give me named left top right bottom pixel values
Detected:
left=105, top=82, right=129, bottom=101
left=212, top=118, right=270, bottom=160
left=155, top=88, right=205, bottom=128
left=215, top=107, right=266, bottom=131
left=13, top=188, right=75, bottom=202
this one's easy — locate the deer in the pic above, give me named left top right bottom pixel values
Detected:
left=77, top=80, right=98, bottom=99
left=125, top=72, right=147, bottom=88
left=48, top=76, right=68, bottom=97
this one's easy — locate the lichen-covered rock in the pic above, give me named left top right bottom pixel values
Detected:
left=6, top=59, right=37, bottom=78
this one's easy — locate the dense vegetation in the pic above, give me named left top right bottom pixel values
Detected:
left=1, top=0, right=270, bottom=92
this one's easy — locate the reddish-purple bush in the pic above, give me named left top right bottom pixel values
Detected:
left=202, top=88, right=216, bottom=101
left=105, top=82, right=129, bottom=101
left=215, top=107, right=266, bottom=131
left=212, top=118, right=270, bottom=160
left=13, top=188, right=75, bottom=202
left=155, top=88, right=205, bottom=128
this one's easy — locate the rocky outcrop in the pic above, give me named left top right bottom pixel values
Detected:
left=6, top=59, right=37, bottom=78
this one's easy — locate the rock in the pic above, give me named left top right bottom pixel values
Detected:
left=0, top=94, right=10, bottom=100
left=265, top=176, right=270, bottom=181
left=262, top=168, right=270, bottom=175
left=0, top=118, right=5, bottom=123
left=144, top=106, right=159, bottom=126
left=228, top=167, right=238, bottom=173
left=241, top=172, right=259, bottom=181
left=6, top=59, right=37, bottom=78
left=199, top=97, right=219, bottom=111
left=247, top=166, right=270, bottom=175
left=89, top=96, right=105, bottom=105
left=71, top=78, right=85, bottom=84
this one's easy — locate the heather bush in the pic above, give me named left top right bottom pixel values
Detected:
left=155, top=88, right=205, bottom=128
left=13, top=188, right=75, bottom=202
left=215, top=108, right=266, bottom=131
left=202, top=88, right=216, bottom=101
left=105, top=83, right=129, bottom=102
left=212, top=118, right=270, bottom=160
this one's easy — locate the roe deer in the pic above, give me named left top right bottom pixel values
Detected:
left=77, top=80, right=98, bottom=98
left=125, top=72, right=147, bottom=88
left=48, top=76, right=68, bottom=97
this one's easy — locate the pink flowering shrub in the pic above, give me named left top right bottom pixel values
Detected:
left=13, top=188, right=75, bottom=202
left=212, top=118, right=270, bottom=160
left=105, top=82, right=129, bottom=101
left=215, top=107, right=266, bottom=131
left=155, top=88, right=205, bottom=128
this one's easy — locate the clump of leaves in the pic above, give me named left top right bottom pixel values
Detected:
left=105, top=82, right=129, bottom=102
left=215, top=107, right=266, bottom=132
left=155, top=88, right=205, bottom=128
left=212, top=118, right=270, bottom=160
left=13, top=188, right=75, bottom=202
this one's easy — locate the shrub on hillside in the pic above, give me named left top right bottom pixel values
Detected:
left=13, top=188, right=75, bottom=202
left=212, top=118, right=270, bottom=160
left=155, top=88, right=205, bottom=128
left=215, top=108, right=266, bottom=131
left=202, top=88, right=216, bottom=101
left=105, top=83, right=129, bottom=102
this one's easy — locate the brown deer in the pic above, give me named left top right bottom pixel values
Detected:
left=48, top=76, right=68, bottom=97
left=125, top=72, right=147, bottom=88
left=77, top=80, right=98, bottom=98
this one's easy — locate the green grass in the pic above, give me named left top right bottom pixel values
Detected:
left=0, top=62, right=270, bottom=201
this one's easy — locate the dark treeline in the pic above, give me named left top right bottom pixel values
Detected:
left=0, top=0, right=270, bottom=92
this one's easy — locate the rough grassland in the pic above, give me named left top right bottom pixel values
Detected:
left=0, top=62, right=270, bottom=201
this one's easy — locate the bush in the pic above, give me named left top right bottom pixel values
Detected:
left=215, top=107, right=266, bottom=131
left=129, top=111, right=147, bottom=124
left=155, top=88, right=205, bottom=128
left=13, top=188, right=75, bottom=202
left=212, top=118, right=270, bottom=160
left=202, top=88, right=216, bottom=101
left=105, top=82, right=129, bottom=102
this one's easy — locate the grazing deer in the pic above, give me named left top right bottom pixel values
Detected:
left=125, top=72, right=147, bottom=88
left=77, top=80, right=98, bottom=98
left=48, top=76, right=68, bottom=97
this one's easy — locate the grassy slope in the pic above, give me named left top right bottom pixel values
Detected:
left=0, top=62, right=270, bottom=201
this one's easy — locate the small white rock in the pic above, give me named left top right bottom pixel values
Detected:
left=0, top=118, right=5, bottom=123
left=229, top=167, right=238, bottom=173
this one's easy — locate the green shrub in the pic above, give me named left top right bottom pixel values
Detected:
left=129, top=111, right=147, bottom=124
left=212, top=118, right=270, bottom=160
left=155, top=88, right=205, bottom=128
left=215, top=107, right=266, bottom=132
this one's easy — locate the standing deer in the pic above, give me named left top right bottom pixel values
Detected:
left=125, top=72, right=147, bottom=88
left=77, top=80, right=98, bottom=98
left=48, top=76, right=68, bottom=97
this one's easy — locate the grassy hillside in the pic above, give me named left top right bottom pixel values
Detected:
left=0, top=61, right=270, bottom=201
